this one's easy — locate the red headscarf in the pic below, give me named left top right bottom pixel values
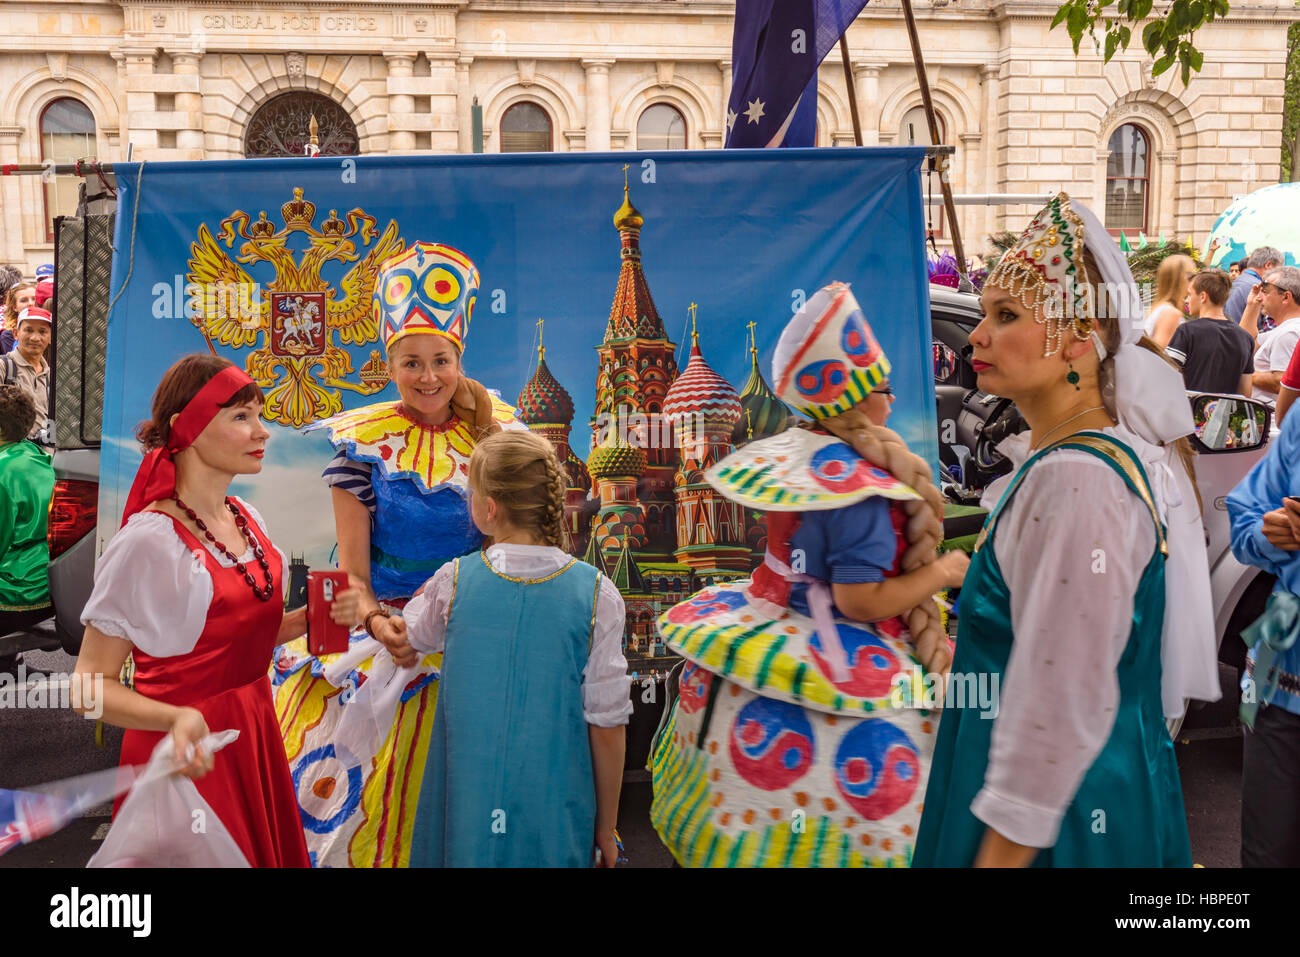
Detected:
left=121, top=365, right=256, bottom=527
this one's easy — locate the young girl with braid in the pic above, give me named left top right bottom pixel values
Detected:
left=400, top=430, right=631, bottom=867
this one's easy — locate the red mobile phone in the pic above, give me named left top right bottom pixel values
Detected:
left=307, top=571, right=350, bottom=655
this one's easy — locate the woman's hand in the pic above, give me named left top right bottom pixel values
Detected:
left=938, top=550, right=971, bottom=589
left=373, top=614, right=418, bottom=669
left=169, top=707, right=213, bottom=779
left=330, top=586, right=363, bottom=628
left=594, top=826, right=619, bottom=868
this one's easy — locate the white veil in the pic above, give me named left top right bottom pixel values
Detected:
left=1074, top=200, right=1221, bottom=718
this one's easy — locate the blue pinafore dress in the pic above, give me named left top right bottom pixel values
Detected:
left=912, top=432, right=1193, bottom=867
left=410, top=552, right=603, bottom=867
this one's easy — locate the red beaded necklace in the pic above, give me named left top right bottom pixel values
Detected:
left=171, top=494, right=275, bottom=601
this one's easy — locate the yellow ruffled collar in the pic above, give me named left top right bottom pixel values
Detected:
left=305, top=397, right=522, bottom=493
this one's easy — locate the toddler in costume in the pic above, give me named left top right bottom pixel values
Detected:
left=401, top=430, right=632, bottom=867
left=651, top=282, right=964, bottom=867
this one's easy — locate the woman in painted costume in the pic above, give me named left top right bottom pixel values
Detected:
left=272, top=242, right=524, bottom=867
left=651, top=282, right=964, bottom=867
left=913, top=194, right=1219, bottom=867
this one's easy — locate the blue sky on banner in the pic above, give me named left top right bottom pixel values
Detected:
left=98, top=151, right=934, bottom=566
left=726, top=0, right=871, bottom=148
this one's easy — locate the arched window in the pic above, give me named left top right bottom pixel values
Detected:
left=244, top=92, right=359, bottom=157
left=40, top=98, right=96, bottom=240
left=500, top=102, right=552, bottom=152
left=637, top=104, right=686, bottom=150
left=1105, top=123, right=1150, bottom=234
left=901, top=106, right=945, bottom=238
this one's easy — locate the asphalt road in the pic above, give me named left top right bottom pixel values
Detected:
left=0, top=650, right=1244, bottom=869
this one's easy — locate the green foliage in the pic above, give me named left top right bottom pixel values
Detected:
left=1124, top=237, right=1203, bottom=286
left=1051, top=0, right=1226, bottom=85
left=1284, top=21, right=1300, bottom=182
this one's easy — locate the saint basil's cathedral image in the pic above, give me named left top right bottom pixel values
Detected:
left=514, top=180, right=792, bottom=664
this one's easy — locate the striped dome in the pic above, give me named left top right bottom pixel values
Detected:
left=663, top=341, right=742, bottom=426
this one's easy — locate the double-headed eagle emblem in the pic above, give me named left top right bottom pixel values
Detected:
left=187, top=187, right=404, bottom=426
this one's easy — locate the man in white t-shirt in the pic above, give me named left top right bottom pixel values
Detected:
left=1248, top=266, right=1300, bottom=407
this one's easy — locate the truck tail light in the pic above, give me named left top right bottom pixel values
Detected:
left=48, top=480, right=98, bottom=559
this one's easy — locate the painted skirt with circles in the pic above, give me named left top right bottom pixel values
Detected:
left=650, top=583, right=937, bottom=868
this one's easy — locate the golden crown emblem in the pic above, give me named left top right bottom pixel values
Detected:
left=186, top=186, right=407, bottom=427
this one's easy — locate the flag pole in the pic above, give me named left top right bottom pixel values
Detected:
left=899, top=0, right=973, bottom=293
left=839, top=38, right=863, bottom=147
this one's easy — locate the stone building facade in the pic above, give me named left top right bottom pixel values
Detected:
left=2, top=0, right=1297, bottom=271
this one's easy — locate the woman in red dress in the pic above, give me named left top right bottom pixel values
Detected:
left=73, top=354, right=359, bottom=867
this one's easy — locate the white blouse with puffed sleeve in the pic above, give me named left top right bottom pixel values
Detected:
left=80, top=497, right=288, bottom=659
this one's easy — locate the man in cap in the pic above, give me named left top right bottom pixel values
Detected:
left=0, top=306, right=52, bottom=442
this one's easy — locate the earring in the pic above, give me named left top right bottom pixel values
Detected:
left=1066, top=362, right=1080, bottom=390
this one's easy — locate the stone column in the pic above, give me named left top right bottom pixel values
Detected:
left=121, top=47, right=158, bottom=153
left=170, top=51, right=204, bottom=158
left=1157, top=148, right=1177, bottom=236
left=0, top=127, right=25, bottom=263
left=960, top=131, right=982, bottom=248
left=852, top=62, right=884, bottom=145
left=719, top=59, right=732, bottom=133
left=428, top=54, right=459, bottom=153
left=386, top=53, right=416, bottom=153
left=456, top=56, right=473, bottom=153
left=582, top=59, right=614, bottom=152
left=980, top=63, right=1000, bottom=237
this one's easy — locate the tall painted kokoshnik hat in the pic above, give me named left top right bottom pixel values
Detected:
left=372, top=241, right=479, bottom=353
left=772, top=281, right=890, bottom=420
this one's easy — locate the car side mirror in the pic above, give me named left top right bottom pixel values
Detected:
left=1188, top=394, right=1271, bottom=453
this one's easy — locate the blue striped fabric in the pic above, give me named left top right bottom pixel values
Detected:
left=323, top=449, right=376, bottom=513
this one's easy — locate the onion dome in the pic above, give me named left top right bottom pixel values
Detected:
left=663, top=332, right=742, bottom=426
left=516, top=349, right=575, bottom=426
left=588, top=438, right=647, bottom=478
left=732, top=343, right=792, bottom=444
left=613, top=183, right=644, bottom=231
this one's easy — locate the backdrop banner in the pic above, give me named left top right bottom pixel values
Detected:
left=100, top=148, right=937, bottom=660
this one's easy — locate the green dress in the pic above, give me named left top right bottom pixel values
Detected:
left=913, top=432, right=1192, bottom=867
left=0, top=440, right=55, bottom=612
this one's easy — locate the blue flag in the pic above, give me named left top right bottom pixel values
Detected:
left=726, top=0, right=871, bottom=148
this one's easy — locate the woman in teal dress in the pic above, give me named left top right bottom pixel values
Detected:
left=913, top=194, right=1220, bottom=867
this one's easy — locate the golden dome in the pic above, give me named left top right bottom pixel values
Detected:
left=613, top=184, right=643, bottom=230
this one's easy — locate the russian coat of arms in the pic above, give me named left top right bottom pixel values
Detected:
left=187, top=187, right=405, bottom=427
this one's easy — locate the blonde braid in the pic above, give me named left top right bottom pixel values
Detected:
left=812, top=410, right=951, bottom=678
left=540, top=453, right=569, bottom=551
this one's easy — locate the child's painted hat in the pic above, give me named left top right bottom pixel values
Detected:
left=372, top=242, right=479, bottom=354
left=772, top=282, right=889, bottom=420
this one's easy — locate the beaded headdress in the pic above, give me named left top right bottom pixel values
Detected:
left=985, top=192, right=1096, bottom=356
left=772, top=282, right=890, bottom=420
left=372, top=242, right=479, bottom=354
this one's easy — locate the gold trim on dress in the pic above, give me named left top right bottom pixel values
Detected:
left=449, top=557, right=460, bottom=615
left=479, top=548, right=578, bottom=584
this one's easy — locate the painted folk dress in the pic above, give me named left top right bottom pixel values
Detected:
left=913, top=433, right=1193, bottom=867
left=651, top=427, right=940, bottom=867
left=272, top=397, right=523, bottom=868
